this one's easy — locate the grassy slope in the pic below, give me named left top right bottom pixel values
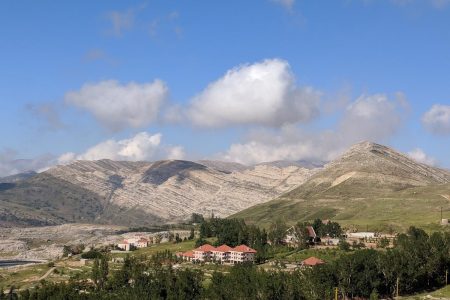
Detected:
left=232, top=183, right=450, bottom=232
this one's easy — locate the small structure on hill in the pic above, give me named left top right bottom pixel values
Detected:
left=302, top=256, right=325, bottom=267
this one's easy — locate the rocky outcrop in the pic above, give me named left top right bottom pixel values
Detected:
left=0, top=159, right=316, bottom=226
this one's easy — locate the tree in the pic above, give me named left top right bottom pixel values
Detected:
left=339, top=239, right=351, bottom=252
left=92, top=258, right=100, bottom=287
left=268, top=219, right=288, bottom=246
left=377, top=237, right=390, bottom=248
left=175, top=233, right=182, bottom=243
left=191, top=213, right=204, bottom=224
left=189, top=228, right=195, bottom=240
left=99, top=255, right=109, bottom=289
left=195, top=238, right=208, bottom=248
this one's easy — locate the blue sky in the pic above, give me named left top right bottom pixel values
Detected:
left=1, top=0, right=450, bottom=176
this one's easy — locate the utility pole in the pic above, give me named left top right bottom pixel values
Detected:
left=334, top=287, right=338, bottom=300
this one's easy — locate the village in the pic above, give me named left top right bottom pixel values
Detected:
left=108, top=218, right=397, bottom=271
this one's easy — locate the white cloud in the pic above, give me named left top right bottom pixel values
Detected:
left=58, top=132, right=184, bottom=163
left=187, top=59, right=320, bottom=128
left=339, top=94, right=402, bottom=143
left=422, top=104, right=450, bottom=135
left=271, top=0, right=295, bottom=10
left=0, top=149, right=55, bottom=177
left=407, top=148, right=436, bottom=166
left=220, top=94, right=407, bottom=165
left=65, top=79, right=168, bottom=131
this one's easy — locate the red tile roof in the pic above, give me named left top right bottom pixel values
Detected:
left=232, top=245, right=257, bottom=253
left=182, top=251, right=194, bottom=258
left=302, top=256, right=325, bottom=266
left=214, top=244, right=233, bottom=252
left=194, top=244, right=217, bottom=252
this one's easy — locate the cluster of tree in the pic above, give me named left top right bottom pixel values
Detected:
left=198, top=218, right=269, bottom=262
left=7, top=226, right=450, bottom=299
left=311, top=218, right=343, bottom=238
left=81, top=249, right=104, bottom=259
left=62, top=244, right=85, bottom=257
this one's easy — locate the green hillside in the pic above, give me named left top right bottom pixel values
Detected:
left=232, top=142, right=450, bottom=232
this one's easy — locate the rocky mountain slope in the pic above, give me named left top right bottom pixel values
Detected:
left=233, top=142, right=450, bottom=230
left=0, top=159, right=316, bottom=227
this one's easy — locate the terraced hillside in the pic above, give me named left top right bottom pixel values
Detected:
left=232, top=142, right=450, bottom=231
left=0, top=159, right=316, bottom=227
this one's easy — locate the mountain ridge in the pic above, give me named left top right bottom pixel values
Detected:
left=0, top=158, right=316, bottom=227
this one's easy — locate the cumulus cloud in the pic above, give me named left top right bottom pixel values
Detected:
left=339, top=94, right=402, bottom=142
left=58, top=132, right=184, bottom=163
left=422, top=104, right=450, bottom=135
left=220, top=94, right=407, bottom=165
left=0, top=149, right=55, bottom=177
left=187, top=59, right=320, bottom=128
left=407, top=148, right=436, bottom=166
left=65, top=79, right=168, bottom=131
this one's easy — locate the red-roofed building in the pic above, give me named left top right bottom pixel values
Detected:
left=191, top=243, right=257, bottom=264
left=193, top=244, right=217, bottom=261
left=212, top=245, right=233, bottom=262
left=302, top=257, right=325, bottom=267
left=230, top=245, right=257, bottom=264
left=177, top=250, right=195, bottom=262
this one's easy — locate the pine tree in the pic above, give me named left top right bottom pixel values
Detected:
left=92, top=258, right=100, bottom=287
left=99, top=256, right=109, bottom=289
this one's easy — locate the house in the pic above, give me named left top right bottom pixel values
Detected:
left=117, top=241, right=131, bottom=251
left=135, top=238, right=149, bottom=248
left=117, top=237, right=149, bottom=251
left=347, top=232, right=376, bottom=239
left=302, top=256, right=325, bottom=267
left=306, top=226, right=320, bottom=243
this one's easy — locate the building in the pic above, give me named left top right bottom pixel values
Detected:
left=117, top=237, right=149, bottom=251
left=135, top=238, right=149, bottom=248
left=302, top=256, right=325, bottom=267
left=230, top=245, right=257, bottom=264
left=193, top=244, right=217, bottom=261
left=212, top=244, right=233, bottom=262
left=191, top=244, right=257, bottom=264
left=117, top=241, right=131, bottom=251
left=176, top=250, right=194, bottom=262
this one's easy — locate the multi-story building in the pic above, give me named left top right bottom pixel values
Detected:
left=190, top=243, right=256, bottom=264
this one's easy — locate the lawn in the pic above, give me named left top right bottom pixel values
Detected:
left=111, top=238, right=217, bottom=258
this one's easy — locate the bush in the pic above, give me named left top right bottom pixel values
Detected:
left=81, top=250, right=103, bottom=259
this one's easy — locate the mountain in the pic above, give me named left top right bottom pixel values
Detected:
left=232, top=142, right=450, bottom=231
left=255, top=160, right=325, bottom=170
left=0, top=159, right=316, bottom=227
left=0, top=171, right=37, bottom=183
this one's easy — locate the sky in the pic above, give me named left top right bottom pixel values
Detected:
left=1, top=0, right=450, bottom=176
